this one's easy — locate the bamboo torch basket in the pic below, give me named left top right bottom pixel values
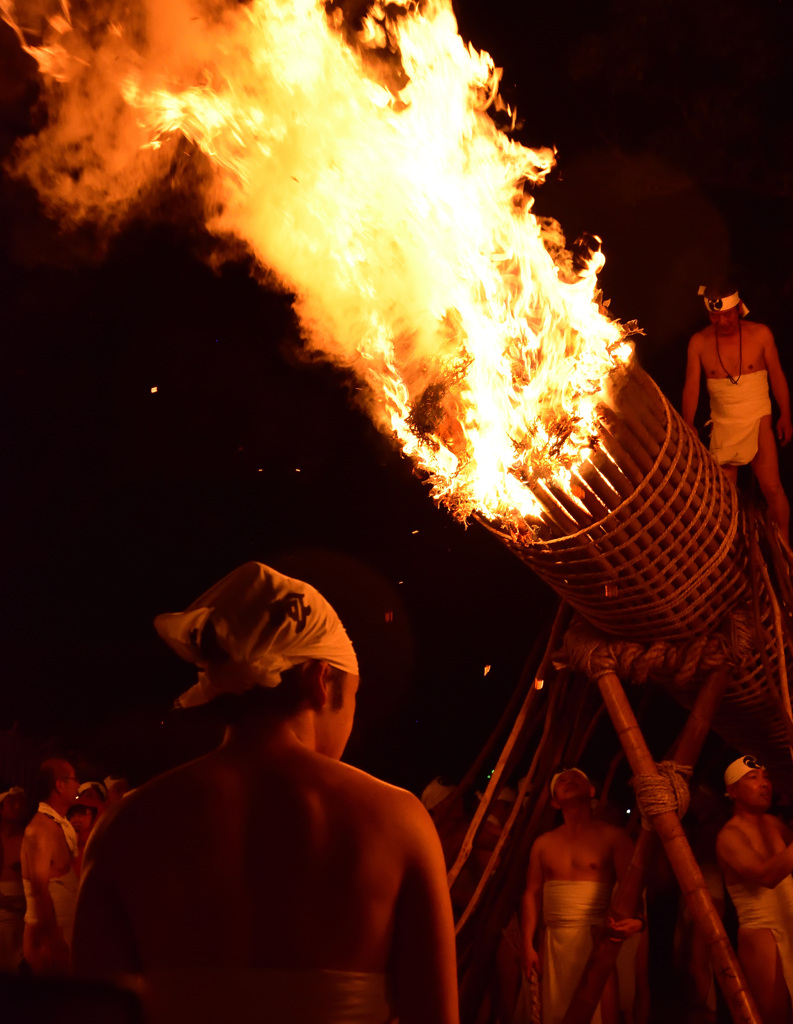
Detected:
left=480, top=361, right=793, bottom=784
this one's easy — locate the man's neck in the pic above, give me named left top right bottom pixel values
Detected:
left=560, top=800, right=594, bottom=830
left=223, top=710, right=321, bottom=757
left=42, top=795, right=71, bottom=818
left=713, top=321, right=740, bottom=340
left=733, top=803, right=767, bottom=828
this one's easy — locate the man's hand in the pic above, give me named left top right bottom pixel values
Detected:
left=522, top=944, right=540, bottom=977
left=605, top=916, right=644, bottom=943
left=777, top=414, right=793, bottom=446
left=27, top=921, right=71, bottom=974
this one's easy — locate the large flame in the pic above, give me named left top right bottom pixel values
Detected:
left=4, top=0, right=633, bottom=530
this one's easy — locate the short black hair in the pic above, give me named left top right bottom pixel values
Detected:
left=209, top=661, right=347, bottom=724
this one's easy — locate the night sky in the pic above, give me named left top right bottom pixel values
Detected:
left=2, top=0, right=792, bottom=794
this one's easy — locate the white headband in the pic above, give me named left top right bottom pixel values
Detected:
left=724, top=755, right=766, bottom=788
left=421, top=778, right=455, bottom=812
left=550, top=768, right=590, bottom=798
left=0, top=786, right=24, bottom=805
left=698, top=286, right=749, bottom=317
left=155, top=562, right=359, bottom=708
left=78, top=781, right=108, bottom=799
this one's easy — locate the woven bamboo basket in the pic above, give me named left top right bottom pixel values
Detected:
left=482, top=361, right=793, bottom=784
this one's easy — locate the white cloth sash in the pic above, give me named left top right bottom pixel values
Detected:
left=37, top=802, right=79, bottom=856
left=541, top=881, right=612, bottom=1024
left=706, top=369, right=771, bottom=466
left=728, top=875, right=793, bottom=1000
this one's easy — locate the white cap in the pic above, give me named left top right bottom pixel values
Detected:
left=550, top=767, right=590, bottom=798
left=698, top=286, right=749, bottom=317
left=155, top=562, right=359, bottom=708
left=724, top=754, right=766, bottom=788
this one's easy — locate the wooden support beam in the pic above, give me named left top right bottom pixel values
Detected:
left=593, top=669, right=760, bottom=1024
left=562, top=668, right=729, bottom=1024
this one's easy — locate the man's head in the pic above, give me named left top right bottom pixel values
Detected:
left=549, top=766, right=594, bottom=808
left=724, top=754, right=771, bottom=811
left=154, top=562, right=360, bottom=756
left=0, top=786, right=25, bottom=823
left=36, top=758, right=79, bottom=813
left=699, top=281, right=749, bottom=328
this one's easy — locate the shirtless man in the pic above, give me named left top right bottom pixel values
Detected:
left=521, top=767, right=643, bottom=1024
left=0, top=786, right=26, bottom=971
left=682, top=282, right=792, bottom=542
left=21, top=759, right=80, bottom=973
left=716, top=755, right=793, bottom=1024
left=72, top=562, right=458, bottom=1024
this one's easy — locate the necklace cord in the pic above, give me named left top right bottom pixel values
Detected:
left=715, top=321, right=742, bottom=385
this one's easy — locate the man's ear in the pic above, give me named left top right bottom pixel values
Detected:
left=302, top=659, right=334, bottom=710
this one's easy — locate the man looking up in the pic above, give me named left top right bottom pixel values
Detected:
left=682, top=281, right=791, bottom=542
left=521, top=767, right=643, bottom=1024
left=21, top=759, right=80, bottom=973
left=73, top=562, right=458, bottom=1024
left=716, top=755, right=793, bottom=1024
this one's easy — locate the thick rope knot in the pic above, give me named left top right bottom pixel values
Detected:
left=632, top=761, right=692, bottom=830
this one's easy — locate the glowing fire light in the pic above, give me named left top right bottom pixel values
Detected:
left=3, top=0, right=634, bottom=533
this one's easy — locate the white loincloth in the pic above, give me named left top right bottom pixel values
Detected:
left=0, top=878, right=25, bottom=971
left=542, top=880, right=611, bottom=1024
left=727, top=875, right=793, bottom=1000
left=707, top=370, right=771, bottom=466
left=142, top=968, right=395, bottom=1024
left=23, top=867, right=79, bottom=950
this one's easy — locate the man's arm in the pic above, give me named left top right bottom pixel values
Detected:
left=682, top=335, right=703, bottom=427
left=716, top=820, right=793, bottom=888
left=763, top=328, right=792, bottom=444
left=391, top=797, right=460, bottom=1024
left=22, top=823, right=69, bottom=970
left=520, top=837, right=544, bottom=975
left=606, top=828, right=644, bottom=940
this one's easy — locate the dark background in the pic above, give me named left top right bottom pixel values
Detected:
left=2, top=0, right=792, bottom=793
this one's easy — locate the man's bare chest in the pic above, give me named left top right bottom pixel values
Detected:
left=701, top=333, right=766, bottom=379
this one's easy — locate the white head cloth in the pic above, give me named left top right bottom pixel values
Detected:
left=0, top=785, right=24, bottom=806
left=698, top=285, right=749, bottom=317
left=724, top=754, right=766, bottom=788
left=78, top=781, right=108, bottom=800
left=421, top=777, right=455, bottom=812
left=155, top=562, right=359, bottom=709
left=550, top=767, right=590, bottom=798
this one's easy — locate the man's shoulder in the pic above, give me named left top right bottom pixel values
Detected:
left=329, top=760, right=428, bottom=820
left=688, top=326, right=711, bottom=349
left=742, top=318, right=770, bottom=333
left=23, top=812, right=60, bottom=842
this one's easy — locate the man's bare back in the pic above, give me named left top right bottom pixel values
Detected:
left=75, top=735, right=449, bottom=975
left=73, top=563, right=459, bottom=1024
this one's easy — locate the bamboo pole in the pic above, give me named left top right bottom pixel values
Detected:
left=594, top=669, right=760, bottom=1024
left=562, top=667, right=730, bottom=1024
left=433, top=629, right=546, bottom=832
left=457, top=673, right=604, bottom=1019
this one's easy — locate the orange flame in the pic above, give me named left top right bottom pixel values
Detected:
left=4, top=0, right=634, bottom=532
